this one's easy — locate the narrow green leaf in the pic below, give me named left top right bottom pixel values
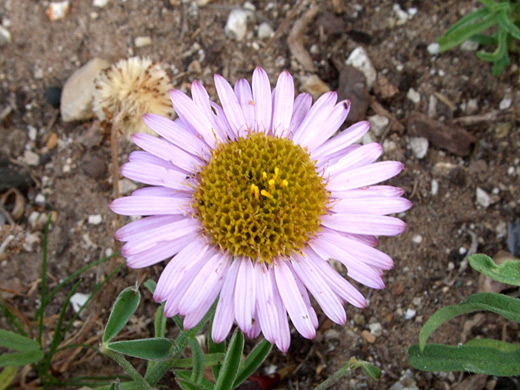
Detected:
left=189, top=337, right=205, bottom=384
left=233, top=339, right=272, bottom=388
left=444, top=8, right=490, bottom=36
left=0, top=329, right=41, bottom=352
left=103, top=286, right=141, bottom=343
left=465, top=338, right=520, bottom=353
left=0, top=366, right=18, bottom=390
left=143, top=279, right=156, bottom=295
left=102, top=349, right=154, bottom=390
left=38, top=215, right=52, bottom=345
left=172, top=353, right=226, bottom=369
left=106, top=338, right=174, bottom=360
left=176, top=370, right=214, bottom=390
left=419, top=292, right=520, bottom=350
left=439, top=13, right=499, bottom=52
left=358, top=361, right=382, bottom=380
left=208, top=315, right=226, bottom=379
left=477, top=0, right=499, bottom=9
left=498, top=9, right=520, bottom=40
left=0, top=350, right=44, bottom=367
left=215, top=329, right=244, bottom=390
left=469, top=33, right=497, bottom=46
left=476, top=28, right=508, bottom=62
left=409, top=344, right=520, bottom=376
left=469, top=254, right=520, bottom=286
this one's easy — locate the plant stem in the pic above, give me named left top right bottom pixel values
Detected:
left=103, top=348, right=154, bottom=390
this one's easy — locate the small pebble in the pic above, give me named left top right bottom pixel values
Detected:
left=119, top=178, right=138, bottom=195
left=499, top=97, right=512, bottom=110
left=461, top=40, right=479, bottom=51
left=23, top=150, right=40, bottom=166
left=412, top=234, right=423, bottom=244
left=135, top=36, right=152, bottom=48
left=406, top=88, right=421, bottom=104
left=0, top=25, right=11, bottom=46
left=88, top=214, right=103, bottom=225
left=412, top=297, right=422, bottom=306
left=35, top=193, right=46, bottom=205
left=225, top=8, right=248, bottom=41
left=23, top=232, right=40, bottom=252
left=93, top=0, right=110, bottom=7
left=70, top=292, right=90, bottom=313
left=257, top=22, right=274, bottom=40
left=507, top=221, right=520, bottom=257
left=427, top=43, right=439, bottom=55
left=431, top=179, right=439, bottom=196
left=46, top=1, right=70, bottom=21
left=324, top=329, right=340, bottom=340
left=383, top=139, right=396, bottom=153
left=459, top=246, right=467, bottom=255
left=362, top=330, right=376, bottom=343
left=346, top=47, right=376, bottom=89
left=409, top=137, right=428, bottom=159
left=368, top=114, right=389, bottom=137
left=368, top=322, right=382, bottom=337
left=27, top=126, right=38, bottom=141
left=34, top=67, right=44, bottom=80
left=392, top=4, right=409, bottom=25
left=405, top=308, right=417, bottom=320
left=476, top=187, right=491, bottom=208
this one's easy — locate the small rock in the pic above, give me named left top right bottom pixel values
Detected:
left=34, top=193, right=46, bottom=206
left=23, top=232, right=40, bottom=252
left=361, top=132, right=375, bottom=145
left=27, top=126, right=38, bottom=141
left=135, top=36, right=152, bottom=48
left=353, top=314, right=365, bottom=326
left=88, top=214, right=103, bottom=225
left=507, top=221, right=520, bottom=257
left=495, top=122, right=511, bottom=138
left=46, top=132, right=59, bottom=150
left=409, top=137, right=428, bottom=159
left=406, top=88, right=420, bottom=104
left=337, top=65, right=369, bottom=124
left=389, top=369, right=419, bottom=390
left=324, top=329, right=340, bottom=340
left=301, top=74, right=330, bottom=100
left=187, top=60, right=202, bottom=73
left=392, top=4, right=410, bottom=25
left=93, top=0, right=110, bottom=7
left=496, top=221, right=507, bottom=237
left=383, top=139, right=396, bottom=153
left=428, top=95, right=437, bottom=117
left=0, top=25, right=11, bottom=46
left=257, top=22, right=274, bottom=40
left=45, top=86, right=62, bottom=109
left=82, top=154, right=106, bottom=179
left=368, top=322, right=382, bottom=337
left=431, top=179, right=439, bottom=196
left=225, top=8, right=248, bottom=41
left=34, top=67, right=44, bottom=80
left=499, top=97, right=512, bottom=110
left=412, top=297, right=422, bottom=306
left=427, top=42, right=440, bottom=55
left=432, top=162, right=457, bottom=177
left=197, top=0, right=212, bottom=6
left=373, top=75, right=399, bottom=101
left=46, top=1, right=70, bottom=21
left=405, top=308, right=416, bottom=320
left=345, top=47, right=376, bottom=89
left=60, top=58, right=111, bottom=122
left=119, top=178, right=138, bottom=195
left=23, top=150, right=40, bottom=166
left=362, top=329, right=376, bottom=343
left=368, top=115, right=389, bottom=137
left=466, top=98, right=478, bottom=115
left=475, top=187, right=491, bottom=208
left=461, top=40, right=479, bottom=51
left=70, top=292, right=90, bottom=313
left=412, top=234, right=423, bottom=244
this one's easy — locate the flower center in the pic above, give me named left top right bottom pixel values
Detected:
left=193, top=132, right=329, bottom=263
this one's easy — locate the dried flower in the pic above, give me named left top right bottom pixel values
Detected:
left=93, top=57, right=173, bottom=137
left=110, top=67, right=411, bottom=352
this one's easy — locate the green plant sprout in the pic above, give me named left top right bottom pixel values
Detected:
left=438, top=0, right=520, bottom=75
left=409, top=253, right=520, bottom=376
left=0, top=217, right=122, bottom=388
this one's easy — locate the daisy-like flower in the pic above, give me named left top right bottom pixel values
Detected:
left=110, top=67, right=411, bottom=352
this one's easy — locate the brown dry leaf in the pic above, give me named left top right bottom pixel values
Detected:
left=287, top=7, right=320, bottom=72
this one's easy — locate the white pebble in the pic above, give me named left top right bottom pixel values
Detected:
left=93, top=0, right=110, bottom=7
left=412, top=297, right=422, bottom=306
left=88, top=214, right=103, bottom=225
left=225, top=8, right=248, bottom=41
left=27, top=126, right=38, bottom=141
left=499, top=97, right=512, bottom=110
left=46, top=1, right=70, bottom=21
left=119, top=178, right=138, bottom=195
left=134, top=36, right=152, bottom=48
left=23, top=150, right=40, bottom=166
left=508, top=166, right=515, bottom=176
left=405, top=308, right=417, bottom=320
left=392, top=4, right=409, bottom=25
left=383, top=139, right=397, bottom=153
left=412, top=234, right=423, bottom=244
left=368, top=322, right=383, bottom=337
left=346, top=47, right=376, bottom=89
left=476, top=187, right=491, bottom=208
left=459, top=247, right=467, bottom=255
left=409, top=137, right=429, bottom=159
left=427, top=43, right=440, bottom=55
left=431, top=179, right=439, bottom=196
left=368, top=114, right=389, bottom=137
left=257, top=22, right=274, bottom=40
left=35, top=193, right=46, bottom=205
left=0, top=25, right=11, bottom=46
left=407, top=88, right=421, bottom=104
left=70, top=292, right=90, bottom=313
left=461, top=40, right=479, bottom=51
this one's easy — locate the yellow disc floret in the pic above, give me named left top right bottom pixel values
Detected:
left=193, top=132, right=329, bottom=263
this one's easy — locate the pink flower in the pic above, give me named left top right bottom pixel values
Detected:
left=110, top=67, right=410, bottom=352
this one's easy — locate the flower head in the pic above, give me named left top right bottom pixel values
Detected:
left=110, top=67, right=411, bottom=352
left=93, top=57, right=174, bottom=137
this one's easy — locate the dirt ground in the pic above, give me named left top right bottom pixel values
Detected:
left=1, top=0, right=519, bottom=389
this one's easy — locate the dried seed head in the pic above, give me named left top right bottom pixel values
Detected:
left=93, top=57, right=174, bottom=138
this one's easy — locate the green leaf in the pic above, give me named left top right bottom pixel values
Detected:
left=419, top=292, right=520, bottom=350
left=143, top=279, right=156, bottom=294
left=498, top=9, right=520, bottom=40
left=103, top=286, right=141, bottom=343
left=233, top=339, right=272, bottom=388
left=469, top=254, right=520, bottom=286
left=476, top=27, right=508, bottom=62
left=176, top=370, right=214, bottom=390
left=0, top=350, right=44, bottom=367
left=409, top=344, right=520, bottom=376
left=172, top=353, right=225, bottom=369
left=214, top=329, right=244, bottom=390
left=358, top=361, right=382, bottom=380
left=0, top=329, right=41, bottom=352
left=208, top=314, right=226, bottom=379
left=465, top=338, right=520, bottom=353
left=444, top=8, right=490, bottom=36
left=439, top=12, right=499, bottom=52
left=189, top=338, right=205, bottom=384
left=106, top=338, right=174, bottom=360
left=469, top=33, right=497, bottom=46
left=0, top=366, right=18, bottom=390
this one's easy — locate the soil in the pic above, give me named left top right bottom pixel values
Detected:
left=1, top=0, right=519, bottom=389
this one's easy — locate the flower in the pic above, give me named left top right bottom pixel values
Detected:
left=110, top=67, right=411, bottom=352
left=93, top=57, right=174, bottom=137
